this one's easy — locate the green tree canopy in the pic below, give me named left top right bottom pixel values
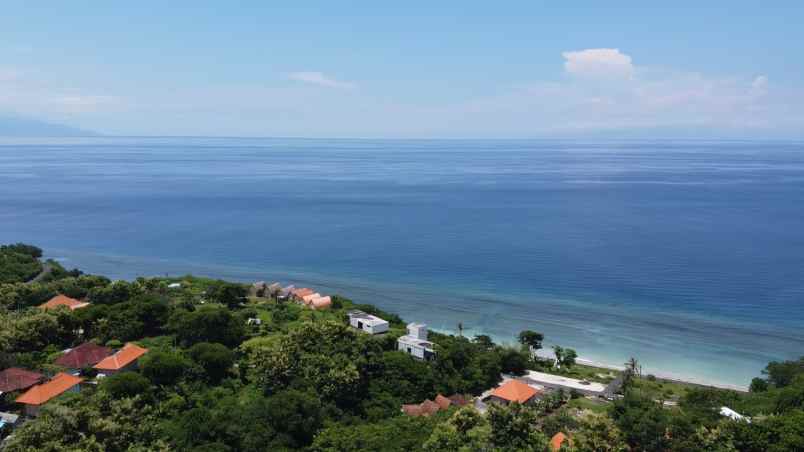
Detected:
left=518, top=330, right=544, bottom=353
left=141, top=350, right=190, bottom=386
left=100, top=371, right=152, bottom=399
left=610, top=390, right=670, bottom=452
left=763, top=357, right=804, bottom=388
left=206, top=281, right=248, bottom=310
left=188, top=342, right=235, bottom=383
left=170, top=305, right=245, bottom=347
left=0, top=243, right=43, bottom=284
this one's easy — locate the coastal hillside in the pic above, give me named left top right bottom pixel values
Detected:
left=0, top=243, right=803, bottom=451
left=0, top=244, right=42, bottom=284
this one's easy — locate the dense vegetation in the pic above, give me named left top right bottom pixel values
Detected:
left=1, top=243, right=803, bottom=451
left=0, top=243, right=43, bottom=284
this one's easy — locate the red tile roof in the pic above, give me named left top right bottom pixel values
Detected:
left=310, top=296, right=332, bottom=309
left=292, top=288, right=314, bottom=298
left=94, top=343, right=148, bottom=371
left=0, top=367, right=44, bottom=393
left=401, top=404, right=423, bottom=416
left=15, top=372, right=83, bottom=406
left=435, top=394, right=452, bottom=410
left=491, top=379, right=540, bottom=404
left=54, top=342, right=113, bottom=369
left=419, top=399, right=441, bottom=415
left=39, top=294, right=90, bottom=311
left=550, top=432, right=571, bottom=451
left=448, top=394, right=469, bottom=406
left=402, top=394, right=469, bottom=416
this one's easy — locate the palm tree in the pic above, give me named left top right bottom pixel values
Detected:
left=622, top=357, right=641, bottom=390
left=553, top=345, right=564, bottom=368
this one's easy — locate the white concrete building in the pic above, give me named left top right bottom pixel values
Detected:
left=397, top=323, right=436, bottom=360
left=720, top=406, right=750, bottom=423
left=348, top=310, right=389, bottom=334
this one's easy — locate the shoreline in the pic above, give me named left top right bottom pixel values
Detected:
left=572, top=357, right=749, bottom=392
left=48, top=250, right=756, bottom=392
left=431, top=325, right=751, bottom=392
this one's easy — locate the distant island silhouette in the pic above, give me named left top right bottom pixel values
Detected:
left=0, top=114, right=98, bottom=137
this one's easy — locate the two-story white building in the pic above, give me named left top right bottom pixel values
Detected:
left=397, top=323, right=436, bottom=360
left=347, top=310, right=390, bottom=334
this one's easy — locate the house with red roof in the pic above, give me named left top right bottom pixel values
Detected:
left=291, top=288, right=314, bottom=302
left=54, top=342, right=113, bottom=372
left=549, top=432, right=572, bottom=451
left=309, top=295, right=332, bottom=310
left=94, top=343, right=149, bottom=375
left=39, top=294, right=90, bottom=311
left=402, top=394, right=469, bottom=417
left=15, top=372, right=84, bottom=417
left=0, top=368, right=44, bottom=395
left=488, top=379, right=541, bottom=405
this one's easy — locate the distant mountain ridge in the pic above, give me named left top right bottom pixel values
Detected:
left=0, top=115, right=98, bottom=137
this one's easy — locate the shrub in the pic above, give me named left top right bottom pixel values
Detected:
left=101, top=372, right=151, bottom=399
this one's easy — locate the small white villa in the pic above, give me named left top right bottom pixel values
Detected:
left=720, top=406, right=750, bottom=423
left=397, top=323, right=436, bottom=360
left=347, top=310, right=389, bottom=334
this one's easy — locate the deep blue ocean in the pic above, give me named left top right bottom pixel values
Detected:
left=2, top=137, right=803, bottom=387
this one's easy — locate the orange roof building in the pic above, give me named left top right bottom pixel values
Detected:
left=435, top=394, right=452, bottom=410
left=15, top=372, right=83, bottom=416
left=401, top=403, right=423, bottom=416
left=489, top=379, right=540, bottom=405
left=39, top=294, right=90, bottom=311
left=419, top=399, right=441, bottom=416
left=292, top=288, right=314, bottom=300
left=402, top=394, right=469, bottom=417
left=448, top=394, right=469, bottom=407
left=550, top=432, right=572, bottom=451
left=309, top=296, right=332, bottom=310
left=94, top=343, right=148, bottom=374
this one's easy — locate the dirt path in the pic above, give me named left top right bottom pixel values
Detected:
left=26, top=261, right=53, bottom=284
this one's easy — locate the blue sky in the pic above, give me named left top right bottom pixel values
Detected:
left=2, top=1, right=803, bottom=137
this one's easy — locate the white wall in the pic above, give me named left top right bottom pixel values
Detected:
left=367, top=321, right=389, bottom=334
left=398, top=341, right=427, bottom=359
left=350, top=315, right=389, bottom=334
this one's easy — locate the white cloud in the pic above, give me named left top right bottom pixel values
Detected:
left=3, top=49, right=798, bottom=138
left=287, top=71, right=355, bottom=89
left=562, top=48, right=634, bottom=80
left=413, top=52, right=801, bottom=137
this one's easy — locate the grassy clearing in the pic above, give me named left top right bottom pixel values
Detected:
left=536, top=362, right=620, bottom=384
left=566, top=396, right=610, bottom=413
left=630, top=376, right=699, bottom=401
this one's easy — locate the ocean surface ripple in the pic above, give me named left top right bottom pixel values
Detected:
left=2, top=137, right=803, bottom=387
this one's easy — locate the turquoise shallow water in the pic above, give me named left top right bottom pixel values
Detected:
left=2, top=137, right=803, bottom=387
